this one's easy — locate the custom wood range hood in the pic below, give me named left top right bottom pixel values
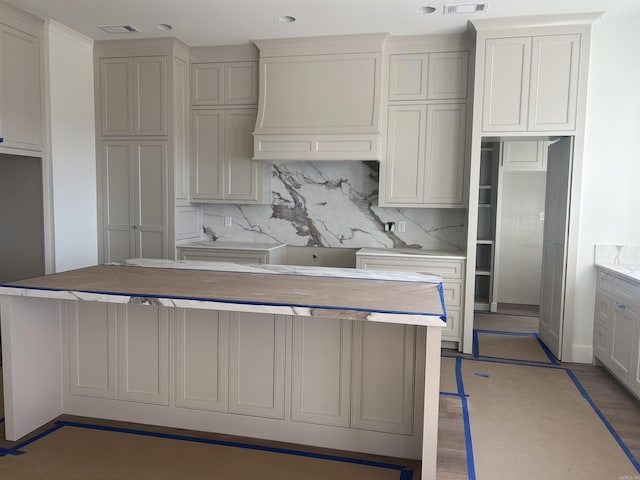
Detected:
left=251, top=33, right=388, bottom=161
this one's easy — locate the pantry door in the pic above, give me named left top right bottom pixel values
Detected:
left=538, top=137, right=573, bottom=359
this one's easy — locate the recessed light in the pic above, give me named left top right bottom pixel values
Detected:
left=417, top=6, right=437, bottom=14
left=278, top=15, right=297, bottom=23
left=156, top=23, right=173, bottom=31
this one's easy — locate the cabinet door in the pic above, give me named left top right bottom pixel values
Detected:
left=0, top=24, right=42, bottom=151
left=191, top=63, right=224, bottom=105
left=528, top=34, right=580, bottom=132
left=610, top=302, right=636, bottom=382
left=424, top=103, right=466, bottom=206
left=501, top=141, right=548, bottom=171
left=382, top=105, right=426, bottom=205
left=482, top=37, right=531, bottom=133
left=427, top=51, right=468, bottom=100
left=224, top=108, right=261, bottom=201
left=133, top=56, right=167, bottom=135
left=102, top=141, right=135, bottom=262
left=67, top=301, right=117, bottom=399
left=100, top=58, right=132, bottom=136
left=173, top=57, right=190, bottom=200
left=175, top=308, right=229, bottom=412
left=190, top=110, right=224, bottom=201
left=388, top=54, right=428, bottom=101
left=228, top=312, right=286, bottom=419
left=133, top=141, right=168, bottom=259
left=291, top=317, right=351, bottom=427
left=117, top=304, right=170, bottom=405
left=351, top=321, right=415, bottom=434
left=225, top=62, right=258, bottom=105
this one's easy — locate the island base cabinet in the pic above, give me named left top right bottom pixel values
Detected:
left=62, top=302, right=430, bottom=459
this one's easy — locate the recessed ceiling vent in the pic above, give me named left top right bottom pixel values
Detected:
left=98, top=25, right=141, bottom=34
left=443, top=3, right=488, bottom=14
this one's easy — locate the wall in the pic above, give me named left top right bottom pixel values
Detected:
left=46, top=21, right=98, bottom=272
left=571, top=11, right=640, bottom=361
left=201, top=161, right=467, bottom=251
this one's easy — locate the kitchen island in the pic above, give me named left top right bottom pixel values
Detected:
left=0, top=259, right=446, bottom=478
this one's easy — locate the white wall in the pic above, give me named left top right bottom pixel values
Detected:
left=570, top=11, right=640, bottom=361
left=46, top=20, right=98, bottom=272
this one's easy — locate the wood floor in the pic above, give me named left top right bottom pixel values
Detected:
left=1, top=305, right=639, bottom=479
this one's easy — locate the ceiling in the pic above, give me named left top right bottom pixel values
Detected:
left=5, top=0, right=640, bottom=46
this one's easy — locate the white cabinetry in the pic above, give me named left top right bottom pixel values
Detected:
left=594, top=268, right=640, bottom=400
left=0, top=16, right=42, bottom=153
left=482, top=34, right=580, bottom=133
left=291, top=316, right=351, bottom=427
left=380, top=39, right=470, bottom=208
left=176, top=242, right=286, bottom=264
left=95, top=39, right=190, bottom=263
left=191, top=61, right=257, bottom=106
left=356, top=250, right=464, bottom=344
left=501, top=140, right=548, bottom=171
left=67, top=303, right=169, bottom=406
left=382, top=103, right=467, bottom=207
left=101, top=140, right=168, bottom=262
left=99, top=56, right=167, bottom=136
left=351, top=321, right=416, bottom=434
left=190, top=108, right=270, bottom=203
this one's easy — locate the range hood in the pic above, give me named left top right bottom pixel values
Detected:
left=251, top=33, right=388, bottom=161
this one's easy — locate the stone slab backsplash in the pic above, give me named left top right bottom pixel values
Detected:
left=201, top=161, right=466, bottom=251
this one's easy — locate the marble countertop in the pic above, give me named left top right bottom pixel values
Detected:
left=595, top=263, right=640, bottom=284
left=0, top=259, right=447, bottom=327
left=176, top=241, right=287, bottom=251
left=356, top=247, right=466, bottom=260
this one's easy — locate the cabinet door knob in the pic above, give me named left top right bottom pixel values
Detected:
left=0, top=137, right=4, bottom=143
left=132, top=225, right=138, bottom=230
left=616, top=302, right=626, bottom=311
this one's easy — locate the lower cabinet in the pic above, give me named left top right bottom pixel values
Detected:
left=65, top=302, right=426, bottom=457
left=593, top=268, right=640, bottom=400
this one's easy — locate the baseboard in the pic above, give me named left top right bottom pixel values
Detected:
left=567, top=344, right=593, bottom=364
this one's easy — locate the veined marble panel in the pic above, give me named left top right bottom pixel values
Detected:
left=595, top=244, right=640, bottom=266
left=200, top=161, right=466, bottom=251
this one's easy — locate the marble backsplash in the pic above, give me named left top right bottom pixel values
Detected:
left=594, top=244, right=640, bottom=265
left=200, top=161, right=466, bottom=251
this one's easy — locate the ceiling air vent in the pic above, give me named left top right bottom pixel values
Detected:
left=443, top=3, right=488, bottom=14
left=98, top=25, right=141, bottom=34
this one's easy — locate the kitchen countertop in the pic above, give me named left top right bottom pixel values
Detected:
left=356, top=247, right=466, bottom=260
left=594, top=244, right=640, bottom=284
left=0, top=259, right=446, bottom=325
left=176, top=240, right=287, bottom=251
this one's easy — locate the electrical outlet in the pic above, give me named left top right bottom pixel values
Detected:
left=224, top=216, right=232, bottom=227
left=539, top=212, right=545, bottom=221
left=384, top=222, right=396, bottom=232
left=398, top=221, right=406, bottom=233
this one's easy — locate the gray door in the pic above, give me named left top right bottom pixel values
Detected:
left=538, top=137, right=573, bottom=359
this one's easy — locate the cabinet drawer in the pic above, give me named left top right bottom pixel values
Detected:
left=442, top=308, right=460, bottom=341
left=613, top=276, right=639, bottom=307
left=598, top=270, right=613, bottom=294
left=356, top=256, right=464, bottom=280
left=595, top=292, right=613, bottom=328
left=177, top=248, right=268, bottom=264
left=442, top=282, right=462, bottom=309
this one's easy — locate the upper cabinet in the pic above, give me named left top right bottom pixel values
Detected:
left=379, top=37, right=470, bottom=208
left=0, top=15, right=43, bottom=154
left=481, top=33, right=581, bottom=134
left=191, top=61, right=258, bottom=106
left=388, top=51, right=468, bottom=101
left=99, top=55, right=167, bottom=136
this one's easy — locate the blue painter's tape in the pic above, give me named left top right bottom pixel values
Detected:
left=472, top=329, right=480, bottom=359
left=474, top=372, right=489, bottom=377
left=438, top=282, right=448, bottom=324
left=534, top=334, right=560, bottom=364
left=564, top=369, right=640, bottom=473
left=0, top=417, right=4, bottom=423
left=456, top=357, right=477, bottom=480
left=399, top=468, right=414, bottom=480
left=0, top=422, right=65, bottom=457
left=440, top=391, right=469, bottom=398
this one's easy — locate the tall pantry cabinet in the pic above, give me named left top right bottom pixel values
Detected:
left=95, top=39, right=190, bottom=263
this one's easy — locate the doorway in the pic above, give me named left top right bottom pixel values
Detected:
left=474, top=137, right=573, bottom=359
